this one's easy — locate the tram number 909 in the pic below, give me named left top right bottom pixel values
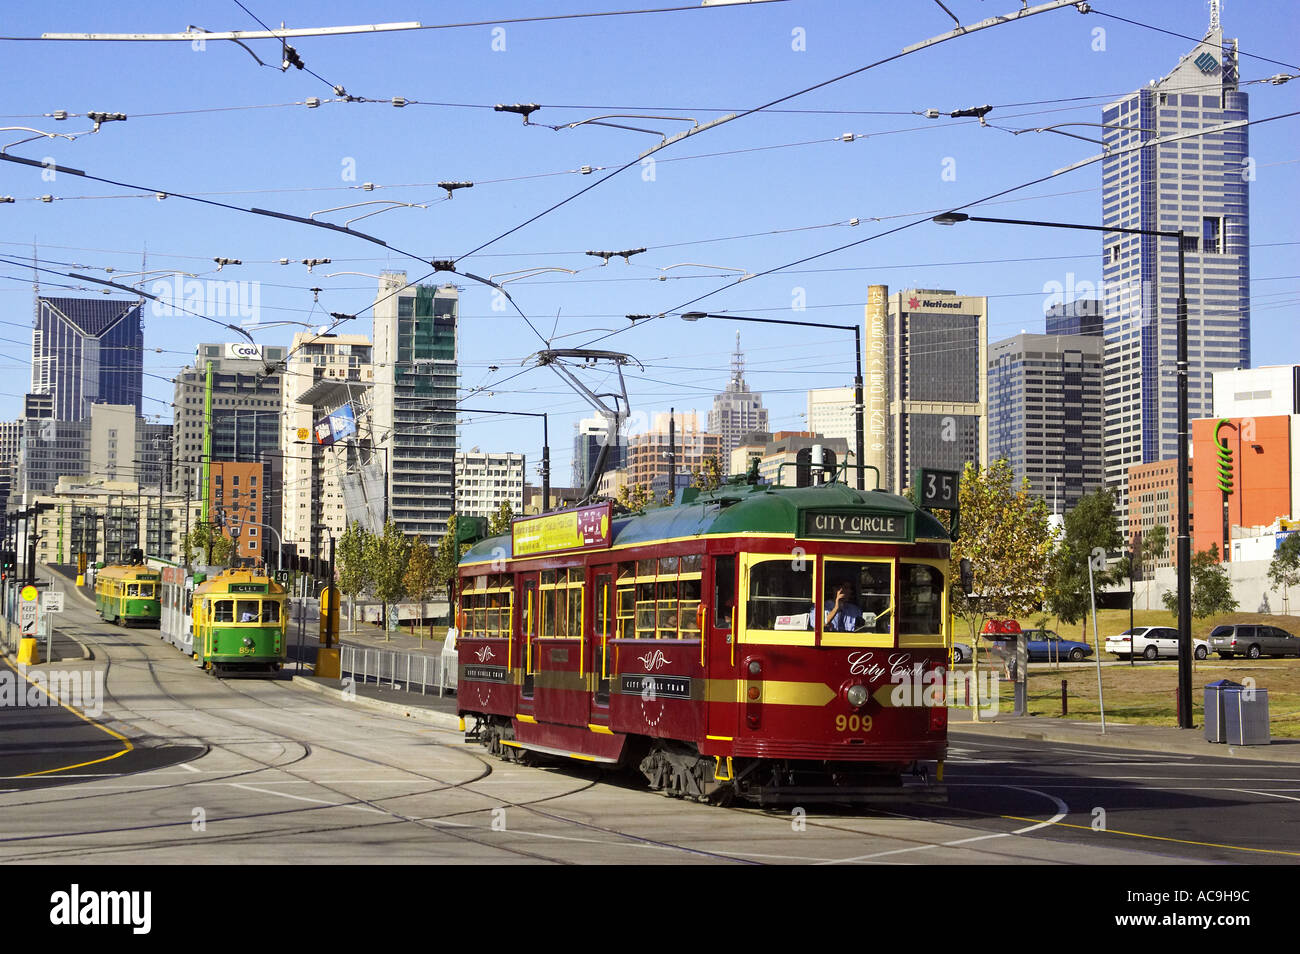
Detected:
left=834, top=714, right=873, bottom=733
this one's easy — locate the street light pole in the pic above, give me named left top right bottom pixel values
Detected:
left=933, top=210, right=1194, bottom=728
left=682, top=311, right=866, bottom=490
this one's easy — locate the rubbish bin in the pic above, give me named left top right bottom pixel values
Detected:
left=1204, top=679, right=1241, bottom=743
left=1224, top=685, right=1270, bottom=745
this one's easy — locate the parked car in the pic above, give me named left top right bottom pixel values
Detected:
left=1208, top=624, right=1300, bottom=659
left=981, top=629, right=1093, bottom=662
left=1106, top=626, right=1209, bottom=660
left=951, top=641, right=973, bottom=664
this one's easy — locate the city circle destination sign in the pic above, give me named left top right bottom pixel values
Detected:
left=512, top=502, right=614, bottom=557
left=799, top=509, right=913, bottom=543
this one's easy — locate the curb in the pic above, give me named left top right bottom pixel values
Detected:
left=286, top=674, right=462, bottom=730
left=951, top=719, right=1300, bottom=763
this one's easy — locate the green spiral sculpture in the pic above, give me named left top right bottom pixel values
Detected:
left=1214, top=418, right=1234, bottom=495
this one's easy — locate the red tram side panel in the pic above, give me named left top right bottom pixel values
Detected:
left=456, top=485, right=952, bottom=804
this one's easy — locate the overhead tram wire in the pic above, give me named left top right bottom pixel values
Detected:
left=452, top=0, right=1091, bottom=264
left=575, top=106, right=1300, bottom=350
left=1090, top=7, right=1300, bottom=72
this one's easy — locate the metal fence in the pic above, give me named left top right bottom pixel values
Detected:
left=339, top=643, right=455, bottom=696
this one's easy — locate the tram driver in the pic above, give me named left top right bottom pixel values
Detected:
left=823, top=580, right=865, bottom=632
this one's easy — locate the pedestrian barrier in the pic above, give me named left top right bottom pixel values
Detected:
left=339, top=643, right=455, bottom=697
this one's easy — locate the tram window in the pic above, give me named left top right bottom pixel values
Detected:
left=635, top=580, right=657, bottom=639
left=679, top=578, right=702, bottom=636
left=680, top=554, right=703, bottom=574
left=237, top=600, right=260, bottom=623
left=541, top=569, right=557, bottom=586
left=261, top=601, right=281, bottom=623
left=541, top=588, right=557, bottom=637
left=658, top=556, right=679, bottom=575
left=617, top=585, right=636, bottom=639
left=636, top=559, right=656, bottom=577
left=567, top=586, right=582, bottom=638
left=214, top=600, right=234, bottom=623
left=714, top=555, right=735, bottom=629
left=657, top=579, right=679, bottom=638
left=746, top=561, right=814, bottom=631
left=822, top=561, right=892, bottom=634
left=900, top=563, right=944, bottom=635
left=126, top=584, right=139, bottom=596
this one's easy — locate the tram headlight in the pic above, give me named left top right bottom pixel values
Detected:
left=243, top=636, right=254, bottom=648
left=846, top=684, right=869, bottom=708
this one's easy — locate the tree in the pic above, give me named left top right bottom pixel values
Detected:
left=691, top=455, right=724, bottom=492
left=1140, top=523, right=1168, bottom=609
left=403, top=536, right=437, bottom=638
left=432, top=514, right=469, bottom=610
left=1162, top=543, right=1239, bottom=619
left=1045, top=489, right=1123, bottom=640
left=488, top=500, right=515, bottom=537
left=950, top=459, right=1056, bottom=645
left=336, top=522, right=371, bottom=633
left=615, top=483, right=656, bottom=512
left=182, top=523, right=233, bottom=566
left=366, top=521, right=411, bottom=639
left=1268, top=533, right=1300, bottom=615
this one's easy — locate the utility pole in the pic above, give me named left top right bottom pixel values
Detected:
left=668, top=407, right=676, bottom=498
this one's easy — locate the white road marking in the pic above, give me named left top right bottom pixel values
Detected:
left=177, top=762, right=201, bottom=773
left=228, top=782, right=384, bottom=813
left=1230, top=789, right=1300, bottom=803
left=819, top=785, right=1069, bottom=864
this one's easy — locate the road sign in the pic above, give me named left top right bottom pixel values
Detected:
left=19, top=601, right=38, bottom=637
left=41, top=591, right=64, bottom=613
left=20, top=585, right=38, bottom=603
left=916, top=467, right=960, bottom=510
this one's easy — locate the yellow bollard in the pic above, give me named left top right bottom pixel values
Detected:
left=316, top=647, right=341, bottom=679
left=17, top=637, right=41, bottom=665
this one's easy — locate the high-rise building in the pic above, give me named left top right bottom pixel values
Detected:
left=14, top=394, right=88, bottom=501
left=280, top=332, right=376, bottom=549
left=372, top=273, right=459, bottom=540
left=171, top=343, right=286, bottom=537
left=988, top=332, right=1104, bottom=516
left=0, top=419, right=22, bottom=514
left=884, top=288, right=988, bottom=493
left=30, top=296, right=144, bottom=420
left=1045, top=299, right=1103, bottom=338
left=621, top=411, right=725, bottom=496
left=1100, top=7, right=1250, bottom=521
left=455, top=448, right=525, bottom=519
left=707, top=333, right=768, bottom=473
left=807, top=387, right=856, bottom=449
left=1127, top=458, right=1192, bottom=569
left=87, top=404, right=171, bottom=491
left=572, top=415, right=626, bottom=492
left=1212, top=365, right=1300, bottom=418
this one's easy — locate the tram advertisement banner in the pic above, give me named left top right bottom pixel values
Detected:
left=512, top=502, right=613, bottom=557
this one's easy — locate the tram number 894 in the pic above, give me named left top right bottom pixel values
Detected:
left=834, top=714, right=873, bottom=733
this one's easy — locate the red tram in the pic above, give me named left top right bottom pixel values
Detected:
left=456, top=479, right=952, bottom=805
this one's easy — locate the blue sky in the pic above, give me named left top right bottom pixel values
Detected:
left=2, top=0, right=1297, bottom=486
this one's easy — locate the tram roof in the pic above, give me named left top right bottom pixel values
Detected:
left=460, top=482, right=949, bottom=566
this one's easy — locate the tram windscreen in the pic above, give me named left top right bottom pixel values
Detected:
left=822, top=561, right=892, bottom=634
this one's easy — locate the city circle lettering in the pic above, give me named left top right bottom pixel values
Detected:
left=805, top=512, right=906, bottom=541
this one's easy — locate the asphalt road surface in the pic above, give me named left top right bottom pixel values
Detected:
left=3, top=568, right=1297, bottom=865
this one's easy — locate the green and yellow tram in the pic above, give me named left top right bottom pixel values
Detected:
left=191, top=568, right=288, bottom=676
left=94, top=563, right=162, bottom=627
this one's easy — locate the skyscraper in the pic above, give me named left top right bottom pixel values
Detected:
left=884, top=288, right=988, bottom=494
left=1100, top=5, right=1249, bottom=519
left=30, top=296, right=144, bottom=420
left=987, top=332, right=1104, bottom=517
left=707, top=333, right=768, bottom=473
left=572, top=415, right=626, bottom=491
left=372, top=273, right=459, bottom=540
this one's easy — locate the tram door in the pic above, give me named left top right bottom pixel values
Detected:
left=706, top=554, right=738, bottom=738
left=590, top=567, right=616, bottom=727
left=517, top=573, right=539, bottom=712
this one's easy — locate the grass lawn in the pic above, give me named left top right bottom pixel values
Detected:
left=953, top=610, right=1300, bottom=736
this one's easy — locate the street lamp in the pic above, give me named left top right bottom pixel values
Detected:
left=932, top=210, right=1194, bottom=729
left=681, top=311, right=866, bottom=491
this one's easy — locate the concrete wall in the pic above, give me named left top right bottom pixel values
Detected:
left=1130, top=558, right=1299, bottom=617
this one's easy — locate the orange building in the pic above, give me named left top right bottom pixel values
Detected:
left=1192, top=415, right=1296, bottom=560
left=1127, top=458, right=1192, bottom=569
left=209, top=461, right=271, bottom=562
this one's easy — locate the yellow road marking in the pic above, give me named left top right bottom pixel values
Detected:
left=999, top=812, right=1300, bottom=858
left=1, top=655, right=133, bottom=778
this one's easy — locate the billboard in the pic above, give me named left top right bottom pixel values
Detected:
left=314, top=403, right=357, bottom=447
left=512, top=503, right=613, bottom=558
left=864, top=285, right=888, bottom=482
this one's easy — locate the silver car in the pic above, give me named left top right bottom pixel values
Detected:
left=1209, top=624, right=1300, bottom=659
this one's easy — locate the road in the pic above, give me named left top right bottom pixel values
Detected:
left=2, top=567, right=1298, bottom=865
